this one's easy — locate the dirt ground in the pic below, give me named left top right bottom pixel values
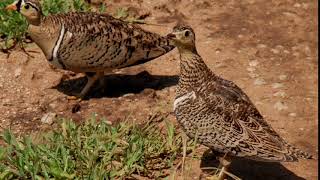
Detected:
left=0, top=0, right=318, bottom=179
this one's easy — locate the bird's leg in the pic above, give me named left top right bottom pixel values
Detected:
left=217, top=153, right=231, bottom=180
left=68, top=72, right=103, bottom=100
left=181, top=132, right=187, bottom=173
left=98, top=71, right=107, bottom=94
left=80, top=72, right=105, bottom=98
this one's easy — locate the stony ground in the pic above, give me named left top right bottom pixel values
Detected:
left=0, top=0, right=318, bottom=179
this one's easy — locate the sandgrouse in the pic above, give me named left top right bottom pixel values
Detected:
left=167, top=25, right=312, bottom=179
left=6, top=0, right=174, bottom=99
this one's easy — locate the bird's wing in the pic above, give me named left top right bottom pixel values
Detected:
left=45, top=12, right=174, bottom=68
left=193, top=80, right=296, bottom=161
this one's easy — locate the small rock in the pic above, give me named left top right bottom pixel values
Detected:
left=14, top=68, right=22, bottom=78
left=249, top=60, right=259, bottom=67
left=254, top=78, right=266, bottom=85
left=257, top=44, right=267, bottom=49
left=272, top=83, right=284, bottom=89
left=215, top=48, right=222, bottom=54
left=41, top=112, right=57, bottom=125
left=271, top=48, right=280, bottom=54
left=304, top=46, right=311, bottom=56
left=289, top=112, right=297, bottom=117
left=302, top=3, right=309, bottom=9
left=293, top=3, right=301, bottom=8
left=299, top=128, right=304, bottom=131
left=238, top=34, right=244, bottom=38
left=273, top=91, right=287, bottom=98
left=283, top=50, right=290, bottom=54
left=279, top=75, right=287, bottom=80
left=248, top=73, right=259, bottom=78
left=274, top=101, right=288, bottom=111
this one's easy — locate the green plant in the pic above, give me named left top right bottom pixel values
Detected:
left=0, top=0, right=28, bottom=50
left=0, top=116, right=190, bottom=179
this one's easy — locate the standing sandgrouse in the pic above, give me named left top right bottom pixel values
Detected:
left=6, top=0, right=174, bottom=99
left=167, top=25, right=312, bottom=179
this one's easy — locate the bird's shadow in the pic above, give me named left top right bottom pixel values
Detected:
left=200, top=149, right=306, bottom=180
left=54, top=70, right=179, bottom=98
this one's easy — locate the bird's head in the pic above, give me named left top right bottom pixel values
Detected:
left=167, top=24, right=196, bottom=50
left=6, top=0, right=42, bottom=25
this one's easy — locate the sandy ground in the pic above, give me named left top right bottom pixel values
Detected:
left=0, top=0, right=318, bottom=179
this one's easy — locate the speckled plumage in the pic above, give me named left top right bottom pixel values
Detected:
left=169, top=25, right=312, bottom=163
left=7, top=0, right=174, bottom=98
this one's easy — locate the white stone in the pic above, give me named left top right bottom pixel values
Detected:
left=274, top=101, right=288, bottom=111
left=14, top=68, right=22, bottom=78
left=289, top=112, right=297, bottom=117
left=257, top=44, right=267, bottom=49
left=272, top=83, right=284, bottom=89
left=247, top=67, right=256, bottom=72
left=293, top=3, right=301, bottom=8
left=254, top=78, right=266, bottom=85
left=41, top=112, right=57, bottom=125
left=248, top=73, right=259, bottom=78
left=273, top=91, right=287, bottom=98
left=271, top=48, right=280, bottom=54
left=283, top=50, right=290, bottom=54
left=279, top=75, right=287, bottom=80
left=249, top=60, right=259, bottom=67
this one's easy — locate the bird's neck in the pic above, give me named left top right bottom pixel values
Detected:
left=178, top=47, right=214, bottom=90
left=26, top=13, right=44, bottom=26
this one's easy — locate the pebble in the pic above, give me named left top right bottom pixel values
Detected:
left=14, top=68, right=22, bottom=78
left=289, top=112, right=297, bottom=117
left=283, top=50, right=290, bottom=54
left=257, top=44, right=267, bottom=49
left=248, top=73, right=259, bottom=78
left=304, top=46, right=311, bottom=56
left=249, top=60, right=259, bottom=67
left=273, top=91, right=287, bottom=98
left=293, top=3, right=301, bottom=8
left=40, top=112, right=57, bottom=125
left=271, top=48, right=280, bottom=54
left=279, top=75, right=287, bottom=81
left=254, top=78, right=266, bottom=85
left=272, top=83, right=284, bottom=89
left=247, top=67, right=256, bottom=72
left=302, top=3, right=309, bottom=9
left=274, top=101, right=288, bottom=111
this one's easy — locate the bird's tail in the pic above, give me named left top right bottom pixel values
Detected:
left=284, top=143, right=313, bottom=160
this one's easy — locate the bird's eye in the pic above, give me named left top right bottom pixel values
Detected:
left=185, top=30, right=190, bottom=37
left=24, top=4, right=30, bottom=9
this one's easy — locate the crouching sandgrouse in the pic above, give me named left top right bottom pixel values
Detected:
left=6, top=0, right=174, bottom=99
left=167, top=25, right=312, bottom=179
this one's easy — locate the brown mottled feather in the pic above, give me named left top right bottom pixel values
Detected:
left=8, top=0, right=174, bottom=97
left=31, top=12, right=174, bottom=72
left=170, top=25, right=312, bottom=162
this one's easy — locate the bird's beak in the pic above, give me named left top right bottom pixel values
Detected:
left=167, top=33, right=176, bottom=39
left=5, top=3, right=18, bottom=11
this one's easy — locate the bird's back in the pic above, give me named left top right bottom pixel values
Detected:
left=39, top=12, right=174, bottom=72
left=174, top=53, right=312, bottom=162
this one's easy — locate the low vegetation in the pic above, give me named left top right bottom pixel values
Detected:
left=0, top=116, right=194, bottom=179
